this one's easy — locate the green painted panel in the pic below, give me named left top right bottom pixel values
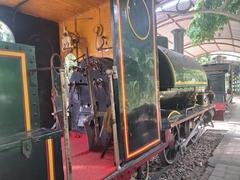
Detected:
left=111, top=0, right=160, bottom=159
left=0, top=57, right=25, bottom=136
left=0, top=41, right=63, bottom=179
left=0, top=41, right=40, bottom=129
left=0, top=139, right=48, bottom=180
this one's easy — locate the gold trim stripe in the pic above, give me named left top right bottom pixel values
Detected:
left=46, top=139, right=55, bottom=180
left=176, top=81, right=208, bottom=85
left=117, top=0, right=130, bottom=157
left=0, top=50, right=31, bottom=131
left=152, top=0, right=161, bottom=135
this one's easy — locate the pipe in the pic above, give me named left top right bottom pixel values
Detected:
left=171, top=28, right=185, bottom=54
left=60, top=69, right=72, bottom=180
left=12, top=0, right=29, bottom=32
left=106, top=69, right=121, bottom=170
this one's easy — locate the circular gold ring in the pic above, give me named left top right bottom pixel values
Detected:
left=126, top=0, right=151, bottom=41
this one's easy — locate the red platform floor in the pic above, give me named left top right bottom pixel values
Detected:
left=61, top=132, right=116, bottom=180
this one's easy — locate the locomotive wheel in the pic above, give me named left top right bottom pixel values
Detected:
left=163, top=110, right=181, bottom=164
left=163, top=126, right=180, bottom=165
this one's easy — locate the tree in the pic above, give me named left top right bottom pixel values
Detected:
left=186, top=0, right=240, bottom=45
left=197, top=55, right=212, bottom=65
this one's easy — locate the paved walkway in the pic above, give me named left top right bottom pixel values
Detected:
left=208, top=96, right=240, bottom=180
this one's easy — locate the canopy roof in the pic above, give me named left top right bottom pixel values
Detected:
left=0, top=0, right=107, bottom=22
left=0, top=0, right=239, bottom=59
left=156, top=0, right=240, bottom=59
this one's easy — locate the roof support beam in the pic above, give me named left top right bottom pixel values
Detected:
left=184, top=50, right=195, bottom=57
left=228, top=22, right=236, bottom=52
left=197, top=52, right=240, bottom=59
left=184, top=38, right=240, bottom=48
left=158, top=9, right=240, bottom=22
left=185, top=42, right=240, bottom=50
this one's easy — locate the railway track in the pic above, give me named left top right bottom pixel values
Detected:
left=149, top=130, right=225, bottom=180
left=135, top=130, right=225, bottom=180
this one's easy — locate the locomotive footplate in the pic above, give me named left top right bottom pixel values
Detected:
left=170, top=105, right=215, bottom=128
left=168, top=105, right=215, bottom=153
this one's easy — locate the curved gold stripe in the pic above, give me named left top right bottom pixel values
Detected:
left=126, top=0, right=151, bottom=41
left=159, top=49, right=177, bottom=83
left=168, top=110, right=181, bottom=119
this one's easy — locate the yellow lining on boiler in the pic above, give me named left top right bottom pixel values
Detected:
left=176, top=81, right=208, bottom=85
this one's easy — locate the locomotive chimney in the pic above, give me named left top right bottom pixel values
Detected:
left=172, top=28, right=185, bottom=54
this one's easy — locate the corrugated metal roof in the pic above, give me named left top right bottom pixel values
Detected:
left=156, top=0, right=240, bottom=59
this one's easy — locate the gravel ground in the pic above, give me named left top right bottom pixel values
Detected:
left=148, top=130, right=225, bottom=180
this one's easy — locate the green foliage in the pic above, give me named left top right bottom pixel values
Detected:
left=187, top=0, right=240, bottom=45
left=0, top=21, right=15, bottom=43
left=64, top=53, right=77, bottom=81
left=197, top=56, right=213, bottom=65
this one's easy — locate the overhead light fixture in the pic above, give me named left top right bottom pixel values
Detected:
left=156, top=0, right=192, bottom=12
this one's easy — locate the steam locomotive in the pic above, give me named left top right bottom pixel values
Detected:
left=0, top=0, right=216, bottom=179
left=63, top=1, right=216, bottom=179
left=67, top=34, right=215, bottom=180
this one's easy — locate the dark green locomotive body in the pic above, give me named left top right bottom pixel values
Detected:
left=157, top=46, right=209, bottom=119
left=0, top=41, right=63, bottom=180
